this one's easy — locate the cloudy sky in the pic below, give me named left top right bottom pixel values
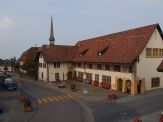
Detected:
left=0, top=0, right=163, bottom=59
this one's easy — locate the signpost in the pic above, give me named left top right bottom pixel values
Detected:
left=83, top=79, right=88, bottom=95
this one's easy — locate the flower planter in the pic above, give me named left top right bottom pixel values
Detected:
left=93, top=80, right=99, bottom=87
left=107, top=93, right=117, bottom=99
left=132, top=117, right=142, bottom=122
left=160, top=113, right=163, bottom=122
left=20, top=95, right=28, bottom=102
left=100, top=82, right=111, bottom=89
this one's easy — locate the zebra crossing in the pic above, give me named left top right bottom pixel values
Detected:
left=36, top=94, right=74, bottom=104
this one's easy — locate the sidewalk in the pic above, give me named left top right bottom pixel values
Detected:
left=22, top=77, right=125, bottom=102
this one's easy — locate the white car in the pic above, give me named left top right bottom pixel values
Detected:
left=4, top=78, right=13, bottom=86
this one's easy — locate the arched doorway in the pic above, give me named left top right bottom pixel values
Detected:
left=117, top=79, right=123, bottom=91
left=137, top=80, right=142, bottom=94
left=126, top=80, right=131, bottom=93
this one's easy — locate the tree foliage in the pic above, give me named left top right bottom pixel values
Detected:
left=0, top=59, right=4, bottom=65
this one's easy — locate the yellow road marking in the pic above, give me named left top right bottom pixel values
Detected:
left=67, top=94, right=74, bottom=99
left=62, top=95, right=70, bottom=100
left=37, top=98, right=42, bottom=104
left=56, top=96, right=64, bottom=100
left=41, top=98, right=48, bottom=103
left=52, top=96, right=59, bottom=101
left=47, top=97, right=54, bottom=102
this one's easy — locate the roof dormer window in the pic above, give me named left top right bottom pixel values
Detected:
left=79, top=48, right=89, bottom=56
left=97, top=46, right=109, bottom=56
left=98, top=52, right=102, bottom=56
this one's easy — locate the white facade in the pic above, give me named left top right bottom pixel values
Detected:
left=19, top=61, right=26, bottom=73
left=137, top=28, right=163, bottom=90
left=37, top=28, right=163, bottom=92
left=38, top=55, right=71, bottom=82
left=38, top=56, right=47, bottom=81
left=0, top=65, right=13, bottom=72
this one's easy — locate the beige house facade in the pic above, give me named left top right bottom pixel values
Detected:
left=20, top=21, right=163, bottom=95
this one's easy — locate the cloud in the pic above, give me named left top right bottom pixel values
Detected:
left=0, top=17, right=14, bottom=30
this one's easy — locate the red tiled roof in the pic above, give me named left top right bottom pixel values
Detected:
left=20, top=47, right=39, bottom=62
left=20, top=24, right=162, bottom=64
left=157, top=60, right=163, bottom=72
left=40, top=45, right=78, bottom=63
left=73, top=24, right=161, bottom=63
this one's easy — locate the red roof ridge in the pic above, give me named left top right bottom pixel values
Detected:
left=76, top=23, right=158, bottom=46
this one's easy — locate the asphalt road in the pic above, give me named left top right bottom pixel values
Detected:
left=0, top=79, right=94, bottom=122
left=87, top=89, right=163, bottom=122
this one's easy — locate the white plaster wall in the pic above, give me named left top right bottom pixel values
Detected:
left=19, top=61, right=26, bottom=73
left=38, top=56, right=47, bottom=81
left=137, top=29, right=163, bottom=91
left=0, top=66, right=13, bottom=72
left=74, top=67, right=133, bottom=90
left=48, top=63, right=70, bottom=82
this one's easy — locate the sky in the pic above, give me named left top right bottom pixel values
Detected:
left=0, top=0, right=163, bottom=59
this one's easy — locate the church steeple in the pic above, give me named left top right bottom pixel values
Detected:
left=49, top=16, right=55, bottom=45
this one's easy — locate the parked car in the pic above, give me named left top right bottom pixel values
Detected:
left=4, top=78, right=13, bottom=85
left=7, top=82, right=18, bottom=91
left=0, top=103, right=4, bottom=114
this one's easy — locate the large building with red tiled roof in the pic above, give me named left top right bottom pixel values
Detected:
left=20, top=18, right=163, bottom=95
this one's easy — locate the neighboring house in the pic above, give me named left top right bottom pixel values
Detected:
left=20, top=17, right=163, bottom=95
left=0, top=60, right=14, bottom=72
left=19, top=47, right=39, bottom=73
left=37, top=45, right=77, bottom=82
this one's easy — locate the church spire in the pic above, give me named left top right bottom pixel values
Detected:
left=49, top=16, right=55, bottom=45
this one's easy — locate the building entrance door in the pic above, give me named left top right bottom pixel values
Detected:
left=67, top=72, right=72, bottom=80
left=117, top=79, right=122, bottom=91
left=137, top=80, right=141, bottom=94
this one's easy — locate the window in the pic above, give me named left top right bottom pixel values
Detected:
left=105, top=65, right=110, bottom=71
left=54, top=63, right=60, bottom=68
left=146, top=48, right=152, bottom=57
left=151, top=77, right=160, bottom=88
left=43, top=63, right=46, bottom=68
left=73, top=63, right=76, bottom=67
left=86, top=73, right=92, bottom=80
left=114, top=65, right=120, bottom=72
left=123, top=65, right=128, bottom=72
left=55, top=73, right=60, bottom=81
left=102, top=75, right=111, bottom=83
left=129, top=66, right=132, bottom=73
left=97, top=46, right=109, bottom=56
left=74, top=71, right=77, bottom=77
left=146, top=48, right=163, bottom=58
left=97, top=64, right=102, bottom=70
left=79, top=48, right=89, bottom=56
left=78, top=72, right=83, bottom=78
left=153, top=48, right=157, bottom=56
left=88, top=64, right=92, bottom=69
left=95, top=74, right=99, bottom=81
left=41, top=72, right=43, bottom=79
left=160, top=49, right=163, bottom=56
left=39, top=63, right=42, bottom=68
left=78, top=63, right=82, bottom=68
